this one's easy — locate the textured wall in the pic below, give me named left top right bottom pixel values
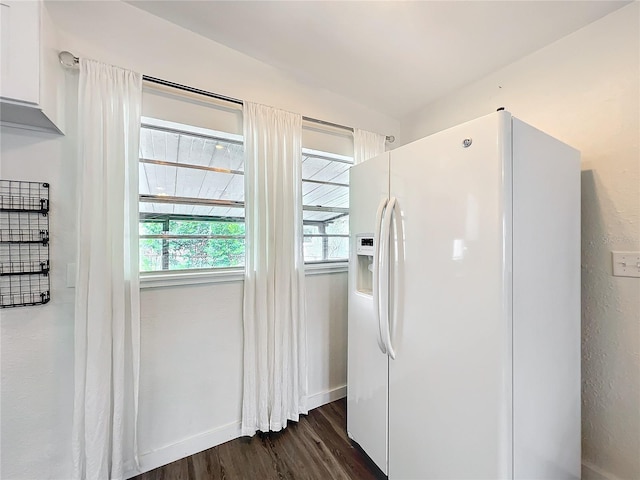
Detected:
left=400, top=4, right=639, bottom=479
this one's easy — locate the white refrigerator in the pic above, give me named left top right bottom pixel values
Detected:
left=347, top=111, right=581, bottom=480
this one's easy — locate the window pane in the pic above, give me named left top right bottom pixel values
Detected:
left=303, top=216, right=349, bottom=263
left=167, top=238, right=245, bottom=270
left=303, top=210, right=345, bottom=222
left=303, top=224, right=321, bottom=261
left=302, top=234, right=348, bottom=262
left=302, top=155, right=349, bottom=183
left=141, top=202, right=245, bottom=221
left=325, top=236, right=349, bottom=261
left=140, top=222, right=164, bottom=235
left=168, top=220, right=245, bottom=237
left=139, top=218, right=245, bottom=272
left=303, top=235, right=324, bottom=262
left=140, top=127, right=244, bottom=171
left=303, top=182, right=348, bottom=209
left=140, top=162, right=243, bottom=201
left=140, top=238, right=163, bottom=272
left=325, top=215, right=348, bottom=235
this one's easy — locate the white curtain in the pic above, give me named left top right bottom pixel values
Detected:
left=353, top=128, right=386, bottom=164
left=241, top=102, right=307, bottom=436
left=72, top=59, right=142, bottom=480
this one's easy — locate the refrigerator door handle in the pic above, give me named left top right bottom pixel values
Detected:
left=381, top=196, right=397, bottom=360
left=390, top=198, right=404, bottom=360
left=373, top=197, right=388, bottom=354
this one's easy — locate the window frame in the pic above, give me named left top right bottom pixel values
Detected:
left=138, top=116, right=247, bottom=283
left=301, top=148, right=352, bottom=265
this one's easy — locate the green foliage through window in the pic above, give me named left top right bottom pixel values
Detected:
left=140, top=219, right=245, bottom=272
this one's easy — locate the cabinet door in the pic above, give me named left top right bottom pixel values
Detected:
left=0, top=0, right=40, bottom=104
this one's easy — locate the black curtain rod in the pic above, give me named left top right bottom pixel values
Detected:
left=59, top=51, right=395, bottom=142
left=143, top=75, right=243, bottom=106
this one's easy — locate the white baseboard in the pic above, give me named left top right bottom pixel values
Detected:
left=125, top=420, right=242, bottom=479
left=582, top=461, right=623, bottom=480
left=306, top=384, right=347, bottom=411
left=124, top=386, right=347, bottom=479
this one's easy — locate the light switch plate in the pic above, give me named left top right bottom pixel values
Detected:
left=612, top=252, right=640, bottom=278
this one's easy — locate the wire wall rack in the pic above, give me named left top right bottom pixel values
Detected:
left=0, top=180, right=50, bottom=308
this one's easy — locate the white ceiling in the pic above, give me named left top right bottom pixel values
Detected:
left=128, top=1, right=628, bottom=119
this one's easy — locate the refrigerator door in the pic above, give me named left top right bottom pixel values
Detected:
left=388, top=112, right=513, bottom=479
left=347, top=152, right=390, bottom=474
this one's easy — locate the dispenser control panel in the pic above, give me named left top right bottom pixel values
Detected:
left=356, top=234, right=374, bottom=256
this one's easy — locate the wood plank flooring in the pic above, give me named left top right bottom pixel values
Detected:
left=134, top=398, right=385, bottom=480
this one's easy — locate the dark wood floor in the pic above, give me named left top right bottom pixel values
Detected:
left=134, top=398, right=384, bottom=480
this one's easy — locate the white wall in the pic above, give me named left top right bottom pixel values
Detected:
left=400, top=4, right=639, bottom=479
left=0, top=2, right=398, bottom=479
left=135, top=272, right=347, bottom=474
left=0, top=127, right=77, bottom=480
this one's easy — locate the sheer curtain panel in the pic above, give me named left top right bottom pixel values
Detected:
left=72, top=59, right=142, bottom=480
left=242, top=102, right=308, bottom=436
left=354, top=128, right=386, bottom=164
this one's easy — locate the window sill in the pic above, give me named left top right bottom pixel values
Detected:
left=304, top=261, right=348, bottom=276
left=140, top=268, right=244, bottom=289
left=140, top=262, right=348, bottom=289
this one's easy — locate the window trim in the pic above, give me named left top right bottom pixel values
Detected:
left=304, top=260, right=348, bottom=275
left=140, top=267, right=245, bottom=288
left=139, top=261, right=348, bottom=289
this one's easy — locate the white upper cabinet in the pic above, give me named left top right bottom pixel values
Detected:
left=0, top=0, right=64, bottom=134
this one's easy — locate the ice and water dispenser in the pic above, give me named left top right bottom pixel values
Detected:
left=355, top=234, right=374, bottom=295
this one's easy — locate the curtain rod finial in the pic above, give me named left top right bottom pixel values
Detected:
left=59, top=51, right=79, bottom=68
left=386, top=135, right=395, bottom=143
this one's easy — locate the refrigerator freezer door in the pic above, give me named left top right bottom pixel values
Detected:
left=388, top=112, right=513, bottom=479
left=347, top=152, right=390, bottom=474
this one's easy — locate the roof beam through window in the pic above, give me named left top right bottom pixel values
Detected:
left=141, top=122, right=243, bottom=145
left=140, top=157, right=244, bottom=176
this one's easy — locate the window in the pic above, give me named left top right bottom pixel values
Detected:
left=139, top=84, right=352, bottom=272
left=138, top=117, right=245, bottom=273
left=302, top=149, right=352, bottom=263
